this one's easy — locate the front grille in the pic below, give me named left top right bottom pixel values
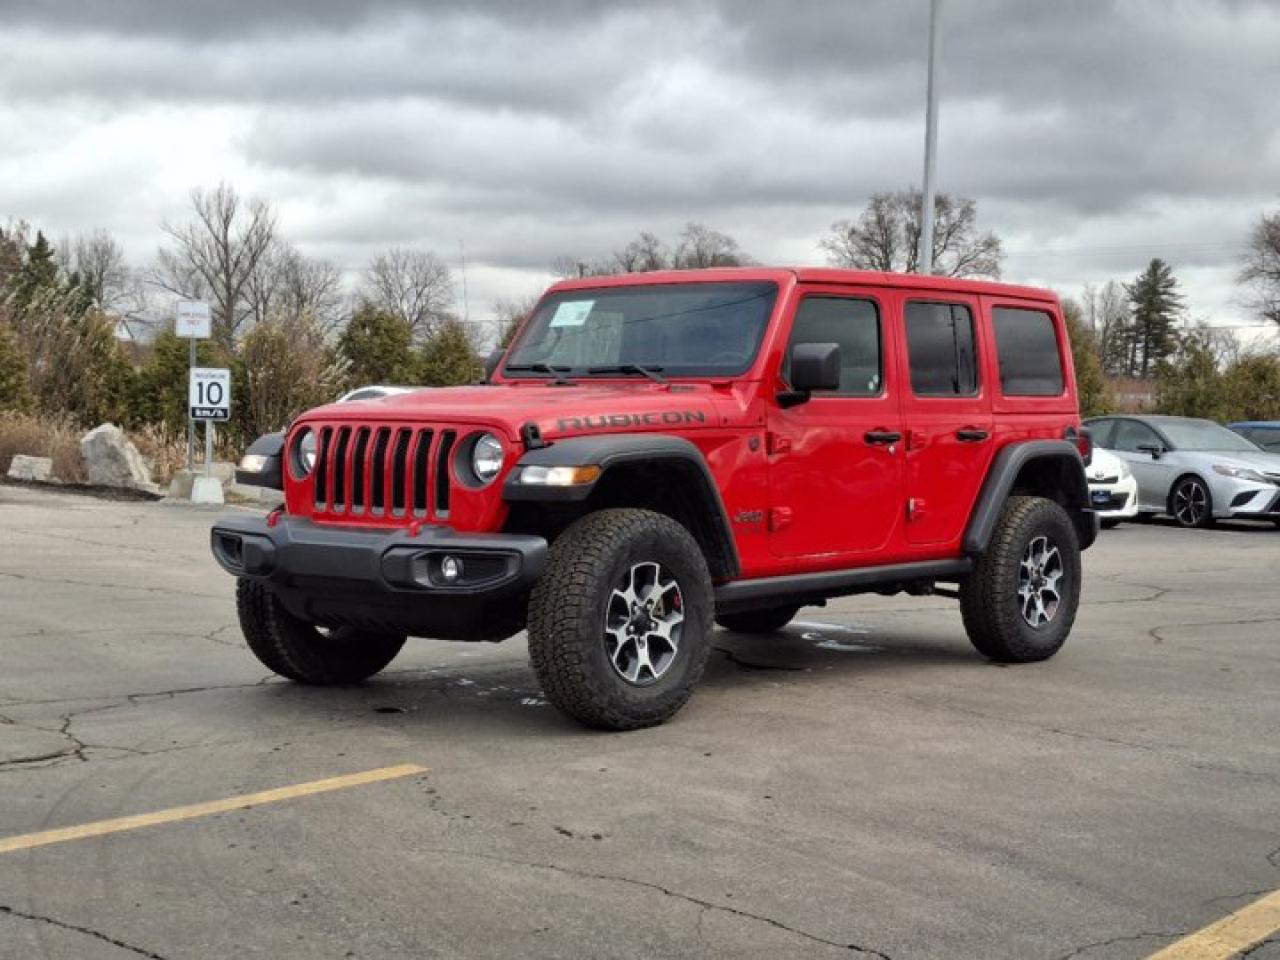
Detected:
left=311, top=424, right=456, bottom=519
left=1090, top=474, right=1120, bottom=485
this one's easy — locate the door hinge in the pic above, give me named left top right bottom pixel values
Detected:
left=765, top=432, right=792, bottom=455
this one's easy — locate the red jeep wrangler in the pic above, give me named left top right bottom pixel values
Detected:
left=213, top=268, right=1096, bottom=729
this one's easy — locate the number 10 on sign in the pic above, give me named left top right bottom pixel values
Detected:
left=190, top=368, right=231, bottom=421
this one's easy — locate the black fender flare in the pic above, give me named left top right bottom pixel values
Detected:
left=503, top=434, right=739, bottom=579
left=963, top=440, right=1096, bottom=555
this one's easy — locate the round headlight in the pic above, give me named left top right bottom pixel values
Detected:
left=471, top=433, right=504, bottom=484
left=293, top=428, right=317, bottom=477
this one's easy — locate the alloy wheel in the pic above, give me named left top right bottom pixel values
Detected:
left=1172, top=479, right=1209, bottom=527
left=604, top=562, right=684, bottom=685
left=1017, top=535, right=1064, bottom=628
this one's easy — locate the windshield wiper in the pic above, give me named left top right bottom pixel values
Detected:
left=586, top=363, right=667, bottom=384
left=505, top=362, right=573, bottom=375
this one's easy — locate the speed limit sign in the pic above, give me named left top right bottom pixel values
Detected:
left=189, top=367, right=231, bottom=421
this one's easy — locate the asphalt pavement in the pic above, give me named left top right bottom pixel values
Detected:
left=1, top=482, right=1278, bottom=960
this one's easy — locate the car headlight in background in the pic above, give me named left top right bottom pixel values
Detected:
left=470, top=433, right=504, bottom=484
left=1212, top=463, right=1265, bottom=482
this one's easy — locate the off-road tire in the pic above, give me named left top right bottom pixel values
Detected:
left=960, top=496, right=1082, bottom=663
left=236, top=578, right=405, bottom=684
left=526, top=509, right=713, bottom=730
left=716, top=605, right=801, bottom=634
left=1169, top=475, right=1214, bottom=529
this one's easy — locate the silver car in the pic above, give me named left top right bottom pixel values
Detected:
left=1084, top=415, right=1280, bottom=528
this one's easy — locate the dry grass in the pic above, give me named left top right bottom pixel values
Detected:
left=0, top=412, right=87, bottom=484
left=130, top=422, right=185, bottom=486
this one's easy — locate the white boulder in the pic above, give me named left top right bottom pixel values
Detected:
left=7, top=454, right=54, bottom=483
left=79, top=424, right=160, bottom=494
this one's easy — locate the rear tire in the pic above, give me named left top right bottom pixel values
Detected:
left=236, top=579, right=405, bottom=684
left=526, top=509, right=713, bottom=730
left=960, top=496, right=1082, bottom=663
left=716, top=605, right=800, bottom=634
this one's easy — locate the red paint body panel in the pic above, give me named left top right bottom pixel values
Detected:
left=281, top=268, right=1081, bottom=581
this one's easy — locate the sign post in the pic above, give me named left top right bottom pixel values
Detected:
left=189, top=366, right=231, bottom=505
left=176, top=301, right=212, bottom=468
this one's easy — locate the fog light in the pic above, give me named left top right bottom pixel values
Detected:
left=440, top=555, right=462, bottom=582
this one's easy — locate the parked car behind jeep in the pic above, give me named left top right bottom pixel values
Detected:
left=214, top=268, right=1097, bottom=730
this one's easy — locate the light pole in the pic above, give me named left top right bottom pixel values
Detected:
left=917, top=0, right=942, bottom=275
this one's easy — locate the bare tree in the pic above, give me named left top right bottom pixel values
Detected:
left=673, top=223, right=748, bottom=269
left=361, top=248, right=455, bottom=341
left=1080, top=281, right=1132, bottom=376
left=153, top=182, right=278, bottom=348
left=245, top=242, right=345, bottom=337
left=1240, top=210, right=1280, bottom=327
left=493, top=293, right=542, bottom=348
left=821, top=190, right=1003, bottom=278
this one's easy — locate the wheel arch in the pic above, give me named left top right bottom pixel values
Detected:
left=1167, top=471, right=1213, bottom=517
left=964, top=440, right=1096, bottom=555
left=503, top=434, right=740, bottom=580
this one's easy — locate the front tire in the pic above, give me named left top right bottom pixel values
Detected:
left=236, top=579, right=405, bottom=684
left=716, top=605, right=800, bottom=634
left=526, top=509, right=713, bottom=730
left=1170, top=475, right=1214, bottom=528
left=960, top=496, right=1082, bottom=663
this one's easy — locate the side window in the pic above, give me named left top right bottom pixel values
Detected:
left=1087, top=419, right=1117, bottom=448
left=1251, top=427, right=1280, bottom=452
left=787, top=296, right=882, bottom=396
left=1113, top=420, right=1161, bottom=453
left=991, top=307, right=1065, bottom=396
left=905, top=301, right=978, bottom=397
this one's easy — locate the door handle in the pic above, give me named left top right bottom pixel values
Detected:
left=864, top=430, right=902, bottom=445
left=956, top=428, right=990, bottom=442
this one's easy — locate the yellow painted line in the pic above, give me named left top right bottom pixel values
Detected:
left=0, top=763, right=427, bottom=855
left=1147, top=888, right=1280, bottom=959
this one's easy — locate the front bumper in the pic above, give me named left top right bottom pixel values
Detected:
left=1211, top=477, right=1280, bottom=520
left=210, top=514, right=547, bottom=638
left=1088, top=475, right=1139, bottom=519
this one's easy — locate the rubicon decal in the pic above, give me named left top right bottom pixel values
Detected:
left=556, top=411, right=707, bottom=431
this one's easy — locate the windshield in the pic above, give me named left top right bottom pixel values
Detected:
left=505, top=281, right=777, bottom=378
left=1158, top=419, right=1262, bottom=453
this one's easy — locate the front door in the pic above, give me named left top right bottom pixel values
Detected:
left=1110, top=418, right=1177, bottom=511
left=895, top=293, right=995, bottom=546
left=767, top=287, right=904, bottom=560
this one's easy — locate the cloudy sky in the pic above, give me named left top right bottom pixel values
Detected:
left=2, top=0, right=1278, bottom=339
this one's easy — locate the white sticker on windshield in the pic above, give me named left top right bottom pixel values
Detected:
left=549, top=300, right=594, bottom=328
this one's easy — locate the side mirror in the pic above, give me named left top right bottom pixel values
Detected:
left=484, top=348, right=504, bottom=383
left=778, top=343, right=841, bottom=408
left=1136, top=443, right=1163, bottom=459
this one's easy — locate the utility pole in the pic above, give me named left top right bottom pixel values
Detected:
left=917, top=0, right=942, bottom=275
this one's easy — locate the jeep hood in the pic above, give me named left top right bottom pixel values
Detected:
left=300, top=383, right=726, bottom=440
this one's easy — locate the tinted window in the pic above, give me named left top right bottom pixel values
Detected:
left=992, top=307, right=1065, bottom=396
left=1158, top=419, right=1260, bottom=452
left=1247, top=427, right=1280, bottom=452
left=1086, top=418, right=1116, bottom=448
left=787, top=296, right=881, bottom=396
left=506, top=282, right=776, bottom=377
left=1112, top=420, right=1163, bottom=453
left=905, top=302, right=978, bottom=396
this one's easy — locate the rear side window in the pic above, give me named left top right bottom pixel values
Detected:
left=787, top=296, right=882, bottom=396
left=992, top=307, right=1065, bottom=396
left=905, top=302, right=978, bottom=396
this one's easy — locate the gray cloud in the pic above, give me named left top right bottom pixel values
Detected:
left=1, top=0, right=1278, bottom=331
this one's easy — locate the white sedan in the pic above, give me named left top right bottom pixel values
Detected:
left=1087, top=447, right=1139, bottom=528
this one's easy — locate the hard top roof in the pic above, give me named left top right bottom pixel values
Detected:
left=546, top=266, right=1058, bottom=303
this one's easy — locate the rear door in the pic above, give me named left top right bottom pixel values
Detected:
left=767, top=284, right=904, bottom=560
left=1111, top=418, right=1177, bottom=510
left=894, top=292, right=994, bottom=547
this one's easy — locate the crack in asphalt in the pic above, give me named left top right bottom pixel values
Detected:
left=0, top=569, right=224, bottom=600
left=1242, top=937, right=1279, bottom=957
left=1053, top=931, right=1179, bottom=959
left=418, top=847, right=892, bottom=956
left=0, top=903, right=168, bottom=958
